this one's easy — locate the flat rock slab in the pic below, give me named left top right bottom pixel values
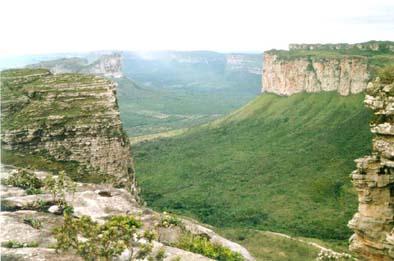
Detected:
left=0, top=211, right=62, bottom=247
left=153, top=241, right=214, bottom=261
left=183, top=219, right=255, bottom=260
left=1, top=247, right=82, bottom=261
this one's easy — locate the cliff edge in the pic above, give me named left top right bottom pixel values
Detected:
left=263, top=41, right=394, bottom=96
left=1, top=68, right=134, bottom=188
left=348, top=68, right=394, bottom=260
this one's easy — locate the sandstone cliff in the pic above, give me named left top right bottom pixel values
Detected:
left=1, top=68, right=133, bottom=188
left=28, top=53, right=123, bottom=78
left=263, top=41, right=394, bottom=96
left=348, top=75, right=394, bottom=260
left=263, top=53, right=369, bottom=96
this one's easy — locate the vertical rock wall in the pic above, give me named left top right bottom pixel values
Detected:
left=263, top=53, right=370, bottom=96
left=348, top=77, right=394, bottom=260
left=1, top=69, right=134, bottom=190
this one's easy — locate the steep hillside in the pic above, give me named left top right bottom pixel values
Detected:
left=263, top=41, right=394, bottom=96
left=134, top=92, right=372, bottom=241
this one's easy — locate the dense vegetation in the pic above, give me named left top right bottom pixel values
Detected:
left=134, top=92, right=372, bottom=240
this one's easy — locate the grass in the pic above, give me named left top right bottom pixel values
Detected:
left=134, top=92, right=372, bottom=241
left=1, top=149, right=107, bottom=183
left=175, top=232, right=244, bottom=261
left=116, top=74, right=261, bottom=137
left=219, top=228, right=320, bottom=261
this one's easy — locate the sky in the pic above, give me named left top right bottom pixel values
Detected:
left=0, top=0, right=393, bottom=56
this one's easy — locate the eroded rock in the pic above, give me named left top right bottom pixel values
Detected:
left=348, top=78, right=394, bottom=260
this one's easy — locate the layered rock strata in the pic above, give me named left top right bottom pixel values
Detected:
left=348, top=77, right=394, bottom=260
left=1, top=69, right=134, bottom=188
left=263, top=53, right=370, bottom=96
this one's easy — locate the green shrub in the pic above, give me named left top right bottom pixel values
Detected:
left=1, top=240, right=38, bottom=248
left=23, top=217, right=42, bottom=229
left=143, top=230, right=157, bottom=242
left=43, top=171, right=76, bottom=205
left=378, top=65, right=394, bottom=84
left=155, top=247, right=166, bottom=260
left=53, top=214, right=142, bottom=261
left=135, top=243, right=153, bottom=259
left=1, top=170, right=43, bottom=195
left=159, top=212, right=182, bottom=228
left=175, top=233, right=244, bottom=261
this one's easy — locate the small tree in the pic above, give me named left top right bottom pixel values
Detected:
left=54, top=214, right=144, bottom=261
left=43, top=171, right=76, bottom=205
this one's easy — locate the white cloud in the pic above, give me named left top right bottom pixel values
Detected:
left=0, top=0, right=393, bottom=56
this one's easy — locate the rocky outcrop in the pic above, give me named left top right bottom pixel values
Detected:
left=1, top=69, right=134, bottom=188
left=0, top=165, right=253, bottom=261
left=28, top=53, right=123, bottom=78
left=263, top=52, right=370, bottom=96
left=348, top=77, right=394, bottom=260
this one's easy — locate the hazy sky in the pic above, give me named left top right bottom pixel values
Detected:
left=1, top=0, right=393, bottom=56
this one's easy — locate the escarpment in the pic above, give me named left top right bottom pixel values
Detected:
left=348, top=74, right=394, bottom=260
left=1, top=68, right=134, bottom=188
left=28, top=53, right=123, bottom=78
left=263, top=41, right=394, bottom=96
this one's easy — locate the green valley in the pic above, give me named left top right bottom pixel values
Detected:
left=134, top=92, right=372, bottom=243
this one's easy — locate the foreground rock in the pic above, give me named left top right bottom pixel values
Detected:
left=348, top=76, right=394, bottom=260
left=0, top=167, right=253, bottom=261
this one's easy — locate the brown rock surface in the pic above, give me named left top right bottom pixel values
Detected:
left=262, top=53, right=369, bottom=96
left=348, top=77, right=394, bottom=260
left=1, top=69, right=134, bottom=188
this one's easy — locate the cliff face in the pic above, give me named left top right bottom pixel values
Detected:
left=1, top=68, right=134, bottom=188
left=28, top=54, right=123, bottom=78
left=263, top=41, right=394, bottom=96
left=263, top=53, right=369, bottom=96
left=348, top=77, right=394, bottom=260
